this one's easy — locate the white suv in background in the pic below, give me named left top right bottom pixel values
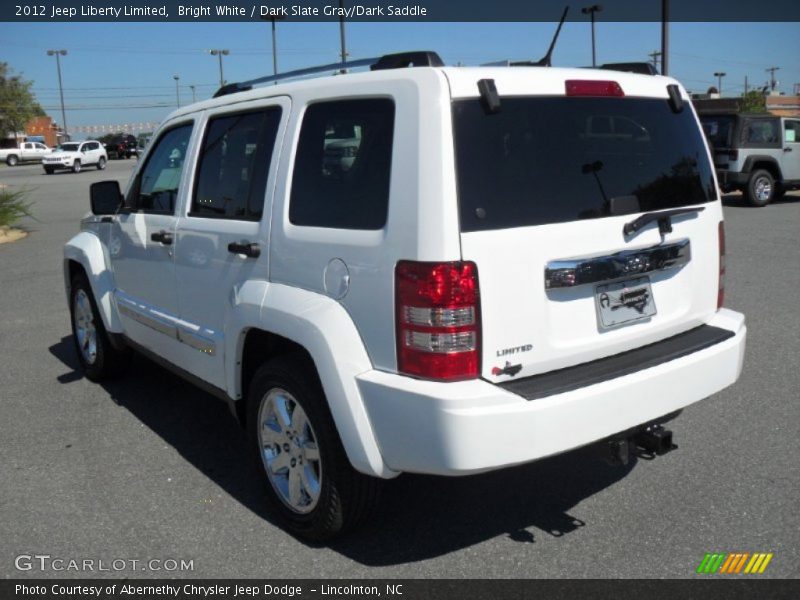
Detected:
left=43, top=140, right=107, bottom=174
left=63, top=51, right=746, bottom=541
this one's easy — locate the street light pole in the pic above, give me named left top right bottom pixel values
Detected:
left=209, top=49, right=229, bottom=87
left=46, top=49, right=68, bottom=142
left=714, top=72, right=726, bottom=95
left=581, top=5, right=603, bottom=68
left=189, top=85, right=196, bottom=103
left=339, top=0, right=348, bottom=73
left=661, top=0, right=669, bottom=76
left=173, top=75, right=181, bottom=107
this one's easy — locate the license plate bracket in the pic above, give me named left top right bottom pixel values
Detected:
left=595, top=276, right=656, bottom=329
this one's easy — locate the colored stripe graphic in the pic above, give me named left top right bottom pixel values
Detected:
left=697, top=552, right=773, bottom=574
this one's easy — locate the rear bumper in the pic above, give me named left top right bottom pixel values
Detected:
left=358, top=309, right=746, bottom=476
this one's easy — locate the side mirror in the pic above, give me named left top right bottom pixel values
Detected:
left=90, top=180, right=123, bottom=215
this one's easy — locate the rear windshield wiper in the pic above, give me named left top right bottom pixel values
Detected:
left=623, top=207, right=706, bottom=237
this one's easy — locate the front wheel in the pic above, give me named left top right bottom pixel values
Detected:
left=69, top=274, right=130, bottom=381
left=745, top=169, right=774, bottom=207
left=44, top=167, right=54, bottom=175
left=71, top=160, right=82, bottom=174
left=6, top=154, right=19, bottom=166
left=247, top=356, right=379, bottom=541
left=97, top=157, right=106, bottom=170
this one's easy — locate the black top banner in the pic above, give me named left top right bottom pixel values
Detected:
left=4, top=0, right=800, bottom=22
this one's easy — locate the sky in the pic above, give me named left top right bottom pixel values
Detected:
left=2, top=20, right=799, bottom=138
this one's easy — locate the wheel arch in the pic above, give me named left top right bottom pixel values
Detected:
left=228, top=283, right=397, bottom=479
left=743, top=155, right=783, bottom=181
left=63, top=231, right=122, bottom=333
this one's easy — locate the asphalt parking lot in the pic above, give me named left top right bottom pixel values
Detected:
left=1, top=160, right=798, bottom=579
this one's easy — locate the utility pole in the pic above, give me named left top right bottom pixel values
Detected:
left=714, top=72, right=726, bottom=95
left=46, top=49, right=69, bottom=142
left=661, top=0, right=669, bottom=76
left=744, top=76, right=748, bottom=96
left=765, top=66, right=779, bottom=92
left=581, top=5, right=603, bottom=68
left=648, top=50, right=662, bottom=73
left=339, top=0, right=348, bottom=73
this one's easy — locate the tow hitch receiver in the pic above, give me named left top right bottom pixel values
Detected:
left=634, top=425, right=678, bottom=457
left=603, top=425, right=677, bottom=465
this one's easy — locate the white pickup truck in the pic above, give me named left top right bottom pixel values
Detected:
left=0, top=141, right=52, bottom=166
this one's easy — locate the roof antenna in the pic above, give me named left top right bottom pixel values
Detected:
left=534, top=6, right=570, bottom=67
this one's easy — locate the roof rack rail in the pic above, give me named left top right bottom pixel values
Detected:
left=597, top=62, right=659, bottom=76
left=212, top=50, right=445, bottom=98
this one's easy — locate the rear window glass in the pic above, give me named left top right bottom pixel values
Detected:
left=453, top=97, right=717, bottom=232
left=700, top=115, right=735, bottom=148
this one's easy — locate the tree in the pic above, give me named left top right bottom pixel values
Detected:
left=0, top=63, right=45, bottom=136
left=739, top=90, right=766, bottom=113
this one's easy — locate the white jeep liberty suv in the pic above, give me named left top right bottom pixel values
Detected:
left=63, top=50, right=746, bottom=540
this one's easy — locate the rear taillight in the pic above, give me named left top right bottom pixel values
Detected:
left=395, top=261, right=480, bottom=381
left=565, top=80, right=625, bottom=97
left=718, top=221, right=726, bottom=309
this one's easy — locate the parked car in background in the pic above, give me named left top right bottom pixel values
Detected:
left=43, top=141, right=107, bottom=174
left=104, top=134, right=139, bottom=159
left=699, top=112, right=800, bottom=206
left=0, top=141, right=52, bottom=166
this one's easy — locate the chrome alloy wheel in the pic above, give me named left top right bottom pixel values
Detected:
left=73, top=289, right=97, bottom=365
left=754, top=176, right=772, bottom=202
left=257, top=388, right=322, bottom=514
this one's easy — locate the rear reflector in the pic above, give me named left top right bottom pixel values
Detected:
left=565, top=79, right=625, bottom=97
left=718, top=221, right=726, bottom=309
left=396, top=261, right=481, bottom=381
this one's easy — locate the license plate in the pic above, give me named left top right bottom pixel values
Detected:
left=595, top=277, right=656, bottom=328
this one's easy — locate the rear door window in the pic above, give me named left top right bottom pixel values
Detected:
left=453, top=97, right=717, bottom=232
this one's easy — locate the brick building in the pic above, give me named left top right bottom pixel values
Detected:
left=25, top=116, right=62, bottom=147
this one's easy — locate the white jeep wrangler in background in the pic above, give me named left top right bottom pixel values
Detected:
left=63, top=50, right=746, bottom=540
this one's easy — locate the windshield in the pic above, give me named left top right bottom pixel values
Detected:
left=59, top=143, right=80, bottom=152
left=453, top=97, right=716, bottom=232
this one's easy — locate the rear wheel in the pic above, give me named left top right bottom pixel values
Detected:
left=247, top=355, right=379, bottom=541
left=97, top=157, right=106, bottom=170
left=6, top=155, right=18, bottom=166
left=72, top=160, right=82, bottom=174
left=69, top=273, right=130, bottom=381
left=745, top=169, right=774, bottom=207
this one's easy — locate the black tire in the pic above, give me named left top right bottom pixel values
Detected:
left=6, top=154, right=19, bottom=166
left=97, top=157, right=106, bottom=170
left=72, top=160, right=82, bottom=174
left=44, top=167, right=54, bottom=175
left=745, top=169, right=775, bottom=207
left=247, top=355, right=379, bottom=542
left=69, top=273, right=130, bottom=381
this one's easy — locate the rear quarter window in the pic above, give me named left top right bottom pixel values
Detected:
left=289, top=98, right=395, bottom=230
